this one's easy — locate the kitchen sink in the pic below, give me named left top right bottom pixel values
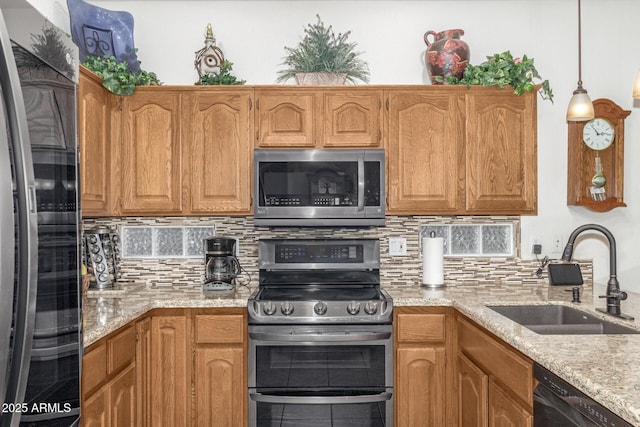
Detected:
left=486, top=305, right=640, bottom=335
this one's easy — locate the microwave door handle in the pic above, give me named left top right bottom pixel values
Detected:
left=357, top=156, right=365, bottom=211
left=249, top=331, right=391, bottom=342
left=250, top=391, right=392, bottom=405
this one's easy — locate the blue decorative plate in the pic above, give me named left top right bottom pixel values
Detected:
left=67, top=0, right=140, bottom=73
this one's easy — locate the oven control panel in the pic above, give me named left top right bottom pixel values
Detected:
left=275, top=244, right=362, bottom=263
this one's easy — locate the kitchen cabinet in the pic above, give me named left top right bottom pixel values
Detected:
left=78, top=66, right=116, bottom=217
left=183, top=90, right=253, bottom=214
left=136, top=317, right=152, bottom=427
left=386, top=87, right=537, bottom=215
left=120, top=90, right=183, bottom=214
left=394, top=307, right=455, bottom=426
left=81, top=323, right=136, bottom=427
left=193, top=309, right=247, bottom=427
left=456, top=315, right=534, bottom=427
left=465, top=89, right=537, bottom=214
left=255, top=88, right=383, bottom=148
left=150, top=314, right=190, bottom=427
left=386, top=88, right=465, bottom=213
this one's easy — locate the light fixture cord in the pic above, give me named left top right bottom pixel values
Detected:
left=577, top=0, right=583, bottom=87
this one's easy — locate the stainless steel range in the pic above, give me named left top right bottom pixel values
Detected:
left=248, top=239, right=393, bottom=427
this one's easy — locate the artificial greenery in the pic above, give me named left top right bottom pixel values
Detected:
left=440, top=51, right=553, bottom=102
left=196, top=60, right=246, bottom=85
left=83, top=54, right=161, bottom=96
left=277, top=15, right=370, bottom=84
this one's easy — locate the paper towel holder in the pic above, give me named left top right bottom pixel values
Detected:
left=422, top=231, right=445, bottom=288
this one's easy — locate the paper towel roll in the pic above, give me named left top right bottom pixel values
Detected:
left=422, top=235, right=444, bottom=287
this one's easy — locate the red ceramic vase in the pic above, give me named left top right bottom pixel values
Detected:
left=424, top=29, right=470, bottom=84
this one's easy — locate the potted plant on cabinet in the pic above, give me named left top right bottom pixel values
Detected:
left=277, top=15, right=370, bottom=85
left=441, top=51, right=553, bottom=102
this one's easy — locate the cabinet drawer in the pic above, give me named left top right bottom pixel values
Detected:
left=195, top=314, right=245, bottom=344
left=108, top=324, right=136, bottom=374
left=396, top=313, right=446, bottom=343
left=82, top=343, right=107, bottom=396
left=458, top=317, right=533, bottom=405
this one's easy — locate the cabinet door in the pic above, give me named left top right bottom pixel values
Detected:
left=120, top=91, right=183, bottom=214
left=457, top=352, right=488, bottom=427
left=386, top=90, right=465, bottom=213
left=82, top=385, right=109, bottom=427
left=78, top=67, right=112, bottom=216
left=256, top=90, right=316, bottom=147
left=396, top=346, right=446, bottom=426
left=185, top=91, right=252, bottom=214
left=195, top=347, right=245, bottom=427
left=488, top=380, right=533, bottom=427
left=465, top=90, right=537, bottom=213
left=136, top=317, right=152, bottom=427
left=151, top=316, right=189, bottom=427
left=110, top=364, right=136, bottom=427
left=322, top=90, right=383, bottom=147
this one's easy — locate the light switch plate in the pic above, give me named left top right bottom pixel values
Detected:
left=388, top=237, right=407, bottom=256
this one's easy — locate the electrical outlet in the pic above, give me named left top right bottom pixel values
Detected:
left=530, top=236, right=541, bottom=255
left=552, top=235, right=564, bottom=253
left=388, top=237, right=407, bottom=256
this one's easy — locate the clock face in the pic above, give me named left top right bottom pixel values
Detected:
left=582, top=118, right=615, bottom=150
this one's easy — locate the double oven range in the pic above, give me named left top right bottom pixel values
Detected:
left=248, top=239, right=393, bottom=427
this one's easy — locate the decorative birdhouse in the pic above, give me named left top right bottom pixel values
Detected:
left=194, top=23, right=225, bottom=78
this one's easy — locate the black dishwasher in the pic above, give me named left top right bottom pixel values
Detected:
left=534, top=363, right=633, bottom=427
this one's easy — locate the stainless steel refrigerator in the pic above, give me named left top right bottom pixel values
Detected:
left=0, top=0, right=81, bottom=426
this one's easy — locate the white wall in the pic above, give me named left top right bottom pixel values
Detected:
left=38, top=0, right=640, bottom=291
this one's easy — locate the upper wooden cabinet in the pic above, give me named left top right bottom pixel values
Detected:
left=78, top=66, right=114, bottom=217
left=120, top=90, right=183, bottom=214
left=255, top=88, right=383, bottom=148
left=183, top=90, right=253, bottom=214
left=386, top=87, right=537, bottom=215
left=465, top=89, right=537, bottom=214
left=386, top=89, right=465, bottom=214
left=78, top=80, right=536, bottom=217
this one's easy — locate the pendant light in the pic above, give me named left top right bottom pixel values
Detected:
left=566, top=0, right=594, bottom=121
left=632, top=69, right=640, bottom=99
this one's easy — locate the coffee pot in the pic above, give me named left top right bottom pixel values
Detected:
left=204, top=237, right=241, bottom=291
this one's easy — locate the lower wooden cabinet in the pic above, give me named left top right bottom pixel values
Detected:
left=394, top=307, right=453, bottom=427
left=456, top=315, right=534, bottom=427
left=193, top=310, right=247, bottom=427
left=150, top=314, right=190, bottom=427
left=81, top=324, right=136, bottom=427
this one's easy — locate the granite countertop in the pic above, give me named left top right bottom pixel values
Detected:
left=83, top=281, right=640, bottom=425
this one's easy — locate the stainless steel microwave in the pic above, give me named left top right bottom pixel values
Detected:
left=254, top=149, right=385, bottom=226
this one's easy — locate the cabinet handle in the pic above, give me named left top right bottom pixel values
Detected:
left=385, top=98, right=389, bottom=111
left=249, top=98, right=253, bottom=111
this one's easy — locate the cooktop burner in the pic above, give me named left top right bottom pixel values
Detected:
left=248, top=239, right=392, bottom=324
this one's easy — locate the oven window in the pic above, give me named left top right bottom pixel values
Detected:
left=256, top=401, right=386, bottom=427
left=255, top=345, right=386, bottom=389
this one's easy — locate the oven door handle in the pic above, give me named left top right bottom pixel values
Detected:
left=249, top=331, right=391, bottom=342
left=249, top=391, right=392, bottom=405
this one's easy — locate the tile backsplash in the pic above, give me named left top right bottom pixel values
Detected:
left=82, top=216, right=592, bottom=290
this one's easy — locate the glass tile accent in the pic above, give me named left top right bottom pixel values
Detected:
left=155, top=228, right=184, bottom=256
left=185, top=227, right=215, bottom=257
left=482, top=224, right=512, bottom=255
left=451, top=225, right=480, bottom=255
left=420, top=222, right=514, bottom=257
left=121, top=225, right=215, bottom=258
left=122, top=227, right=152, bottom=257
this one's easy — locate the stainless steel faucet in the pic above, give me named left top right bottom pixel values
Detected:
left=561, top=224, right=634, bottom=320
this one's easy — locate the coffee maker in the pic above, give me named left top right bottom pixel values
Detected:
left=204, top=237, right=241, bottom=291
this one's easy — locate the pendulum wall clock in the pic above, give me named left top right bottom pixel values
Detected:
left=567, top=98, right=631, bottom=212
